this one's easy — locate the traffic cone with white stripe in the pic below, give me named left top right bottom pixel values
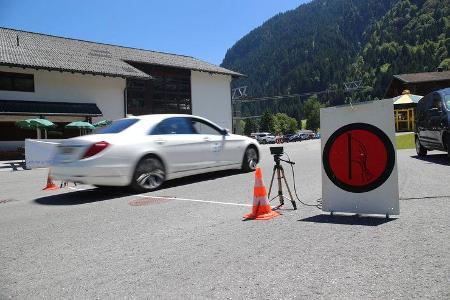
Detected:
left=243, top=167, right=279, bottom=220
left=43, top=168, right=58, bottom=191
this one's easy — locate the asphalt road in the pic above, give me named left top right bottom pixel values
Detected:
left=0, top=140, right=449, bottom=299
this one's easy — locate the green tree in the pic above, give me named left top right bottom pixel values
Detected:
left=287, top=118, right=298, bottom=134
left=304, top=95, right=322, bottom=131
left=235, top=119, right=245, bottom=135
left=244, top=118, right=258, bottom=136
left=273, top=113, right=297, bottom=134
left=259, top=111, right=274, bottom=132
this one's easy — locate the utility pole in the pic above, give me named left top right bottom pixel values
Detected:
left=231, top=86, right=248, bottom=134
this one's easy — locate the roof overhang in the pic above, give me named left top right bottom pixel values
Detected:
left=0, top=62, right=150, bottom=80
left=0, top=99, right=102, bottom=117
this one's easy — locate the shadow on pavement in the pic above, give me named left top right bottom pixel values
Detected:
left=299, top=214, right=396, bottom=226
left=34, top=187, right=133, bottom=206
left=35, top=170, right=243, bottom=205
left=159, top=169, right=242, bottom=190
left=411, top=154, right=449, bottom=166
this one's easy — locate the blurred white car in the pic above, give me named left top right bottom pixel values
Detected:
left=52, top=114, right=260, bottom=192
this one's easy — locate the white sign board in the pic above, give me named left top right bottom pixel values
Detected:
left=320, top=99, right=399, bottom=216
left=25, top=139, right=61, bottom=169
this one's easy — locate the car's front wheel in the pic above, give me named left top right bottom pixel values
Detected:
left=415, top=137, right=427, bottom=157
left=131, top=156, right=165, bottom=192
left=242, top=146, right=259, bottom=172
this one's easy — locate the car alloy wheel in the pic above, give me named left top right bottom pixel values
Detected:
left=243, top=147, right=258, bottom=172
left=133, top=157, right=165, bottom=192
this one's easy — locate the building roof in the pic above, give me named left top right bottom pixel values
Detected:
left=0, top=27, right=243, bottom=79
left=392, top=92, right=422, bottom=105
left=0, top=99, right=102, bottom=116
left=394, top=71, right=450, bottom=83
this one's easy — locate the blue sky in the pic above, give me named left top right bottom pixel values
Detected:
left=0, top=0, right=308, bottom=65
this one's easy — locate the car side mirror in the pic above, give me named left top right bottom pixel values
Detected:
left=428, top=107, right=441, bottom=115
left=221, top=128, right=229, bottom=135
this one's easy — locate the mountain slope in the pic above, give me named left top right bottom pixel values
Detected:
left=349, top=0, right=450, bottom=98
left=221, top=0, right=449, bottom=103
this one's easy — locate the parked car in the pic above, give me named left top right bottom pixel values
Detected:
left=52, top=114, right=261, bottom=192
left=283, top=134, right=295, bottom=143
left=251, top=132, right=268, bottom=141
left=253, top=132, right=275, bottom=144
left=259, top=134, right=276, bottom=144
left=415, top=88, right=450, bottom=158
left=288, top=134, right=302, bottom=142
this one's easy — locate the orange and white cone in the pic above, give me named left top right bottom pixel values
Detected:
left=43, top=169, right=58, bottom=191
left=243, top=167, right=279, bottom=220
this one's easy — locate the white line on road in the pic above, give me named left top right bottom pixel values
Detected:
left=67, top=186, right=253, bottom=207
left=135, top=194, right=252, bottom=207
left=68, top=186, right=87, bottom=191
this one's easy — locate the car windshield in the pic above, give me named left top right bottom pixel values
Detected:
left=96, top=118, right=140, bottom=134
left=444, top=94, right=450, bottom=111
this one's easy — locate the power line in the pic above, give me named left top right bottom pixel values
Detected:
left=232, top=81, right=362, bottom=103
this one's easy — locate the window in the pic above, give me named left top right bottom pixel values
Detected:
left=191, top=118, right=223, bottom=135
left=444, top=94, right=450, bottom=111
left=126, top=64, right=191, bottom=116
left=0, top=71, right=34, bottom=92
left=96, top=118, right=139, bottom=134
left=150, top=117, right=195, bottom=135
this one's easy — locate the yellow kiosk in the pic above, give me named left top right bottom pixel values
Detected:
left=392, top=90, right=422, bottom=132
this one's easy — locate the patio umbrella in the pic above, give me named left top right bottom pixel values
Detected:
left=65, top=121, right=95, bottom=135
left=93, top=119, right=112, bottom=127
left=16, top=118, right=56, bottom=139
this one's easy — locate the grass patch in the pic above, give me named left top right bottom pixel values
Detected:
left=396, top=133, right=415, bottom=149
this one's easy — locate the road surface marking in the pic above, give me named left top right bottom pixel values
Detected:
left=135, top=194, right=252, bottom=207
left=67, top=186, right=253, bottom=207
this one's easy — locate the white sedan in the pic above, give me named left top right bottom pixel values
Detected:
left=52, top=114, right=260, bottom=192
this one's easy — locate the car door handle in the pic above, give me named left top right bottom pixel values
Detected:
left=155, top=139, right=166, bottom=144
left=203, top=137, right=210, bottom=141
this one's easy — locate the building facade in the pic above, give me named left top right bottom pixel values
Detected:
left=0, top=27, right=242, bottom=152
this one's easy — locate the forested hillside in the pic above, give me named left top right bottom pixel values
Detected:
left=348, top=0, right=450, bottom=99
left=221, top=0, right=449, bottom=111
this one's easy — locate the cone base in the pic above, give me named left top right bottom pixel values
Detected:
left=243, top=205, right=280, bottom=220
left=43, top=184, right=58, bottom=191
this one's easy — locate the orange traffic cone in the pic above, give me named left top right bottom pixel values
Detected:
left=43, top=169, right=58, bottom=191
left=243, top=167, right=279, bottom=220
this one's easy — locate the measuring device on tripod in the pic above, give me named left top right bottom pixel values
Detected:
left=268, top=146, right=297, bottom=210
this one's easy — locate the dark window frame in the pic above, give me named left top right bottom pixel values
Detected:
left=0, top=71, right=35, bottom=92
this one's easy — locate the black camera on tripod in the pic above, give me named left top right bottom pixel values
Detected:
left=270, top=146, right=284, bottom=156
left=267, top=146, right=297, bottom=210
left=269, top=146, right=295, bottom=165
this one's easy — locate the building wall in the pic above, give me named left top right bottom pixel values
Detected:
left=0, top=66, right=126, bottom=122
left=191, top=71, right=232, bottom=130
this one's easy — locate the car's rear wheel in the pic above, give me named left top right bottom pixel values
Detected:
left=131, top=156, right=165, bottom=192
left=415, top=137, right=427, bottom=157
left=242, top=146, right=258, bottom=172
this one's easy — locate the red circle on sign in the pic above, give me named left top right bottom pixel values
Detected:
left=328, top=129, right=388, bottom=187
left=322, top=123, right=395, bottom=193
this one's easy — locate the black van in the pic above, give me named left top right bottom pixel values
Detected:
left=415, top=88, right=450, bottom=158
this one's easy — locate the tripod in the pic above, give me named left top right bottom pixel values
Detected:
left=268, top=154, right=297, bottom=210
